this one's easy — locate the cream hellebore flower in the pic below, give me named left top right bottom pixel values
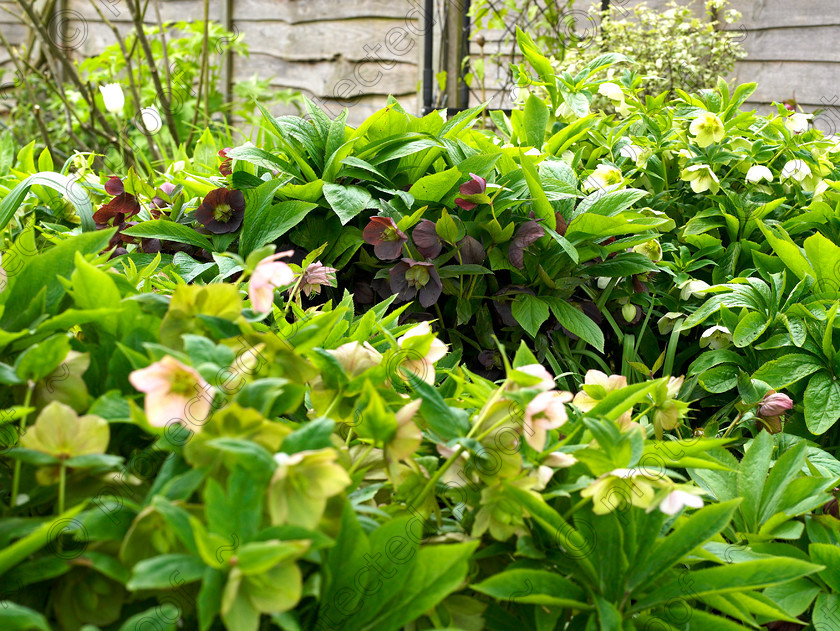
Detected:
left=785, top=112, right=812, bottom=134
left=139, top=105, right=163, bottom=134
left=129, top=356, right=215, bottom=429
left=583, top=163, right=624, bottom=192
left=573, top=370, right=633, bottom=426
left=248, top=251, right=295, bottom=314
left=0, top=253, right=6, bottom=294
left=678, top=279, right=710, bottom=300
left=581, top=468, right=665, bottom=515
left=689, top=111, right=725, bottom=147
left=745, top=165, right=773, bottom=184
left=543, top=451, right=578, bottom=468
left=328, top=341, right=382, bottom=378
left=598, top=82, right=624, bottom=101
left=619, top=144, right=651, bottom=168
left=659, top=488, right=704, bottom=515
left=633, top=239, right=662, bottom=262
left=781, top=159, right=812, bottom=183
left=700, top=325, right=732, bottom=350
left=513, top=364, right=556, bottom=391
left=658, top=312, right=684, bottom=335
left=396, top=321, right=448, bottom=384
left=680, top=164, right=720, bottom=194
left=99, top=83, right=125, bottom=114
left=522, top=390, right=573, bottom=450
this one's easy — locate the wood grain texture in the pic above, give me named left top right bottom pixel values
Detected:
left=235, top=54, right=418, bottom=97
left=735, top=60, right=840, bottom=107
left=234, top=0, right=416, bottom=24
left=737, top=26, right=840, bottom=63
left=234, top=18, right=419, bottom=63
left=66, top=0, right=222, bottom=23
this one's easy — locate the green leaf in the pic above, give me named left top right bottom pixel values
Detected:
left=575, top=189, right=648, bottom=218
left=0, top=173, right=95, bottom=232
left=804, top=371, right=840, bottom=435
left=758, top=442, right=807, bottom=524
left=241, top=199, right=317, bottom=259
left=751, top=353, right=823, bottom=389
left=809, top=543, right=840, bottom=592
left=127, top=554, right=206, bottom=590
left=322, top=183, right=372, bottom=225
left=813, top=592, right=840, bottom=630
left=0, top=503, right=86, bottom=575
left=472, top=569, right=590, bottom=609
left=586, top=379, right=663, bottom=423
left=523, top=94, right=548, bottom=148
left=732, top=311, right=769, bottom=348
left=542, top=297, right=604, bottom=352
left=406, top=372, right=470, bottom=441
left=738, top=430, right=773, bottom=532
left=511, top=294, right=550, bottom=338
left=408, top=167, right=461, bottom=203
left=0, top=602, right=51, bottom=630
left=226, top=145, right=288, bottom=172
left=631, top=559, right=821, bottom=611
left=628, top=500, right=740, bottom=591
left=123, top=220, right=214, bottom=252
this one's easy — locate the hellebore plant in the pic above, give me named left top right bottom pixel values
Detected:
left=129, top=356, right=215, bottom=430
left=363, top=216, right=408, bottom=260
left=194, top=188, right=246, bottom=233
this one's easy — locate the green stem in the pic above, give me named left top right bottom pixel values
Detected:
left=58, top=462, right=66, bottom=515
left=10, top=383, right=34, bottom=510
left=348, top=444, right=375, bottom=476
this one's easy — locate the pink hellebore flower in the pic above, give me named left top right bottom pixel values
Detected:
left=660, top=489, right=704, bottom=515
left=129, top=356, right=214, bottom=429
left=249, top=251, right=295, bottom=314
left=397, top=322, right=448, bottom=384
left=455, top=173, right=487, bottom=211
left=515, top=364, right=556, bottom=391
left=523, top=390, right=573, bottom=450
left=297, top=261, right=337, bottom=297
left=573, top=370, right=632, bottom=426
left=756, top=391, right=794, bottom=434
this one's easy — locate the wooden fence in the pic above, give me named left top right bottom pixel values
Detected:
left=1, top=0, right=838, bottom=129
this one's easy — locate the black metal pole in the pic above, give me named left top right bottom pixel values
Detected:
left=459, top=0, right=472, bottom=109
left=423, top=0, right=435, bottom=114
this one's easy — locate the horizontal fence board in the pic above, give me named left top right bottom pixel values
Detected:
left=735, top=60, right=840, bottom=108
left=267, top=90, right=417, bottom=125
left=234, top=0, right=417, bottom=24
left=237, top=18, right=419, bottom=63
left=737, top=25, right=840, bottom=63
left=726, top=0, right=840, bottom=29
left=235, top=54, right=417, bottom=98
left=66, top=0, right=222, bottom=23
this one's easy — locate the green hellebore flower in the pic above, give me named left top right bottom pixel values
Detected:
left=581, top=468, right=665, bottom=515
left=689, top=111, right=725, bottom=147
left=21, top=401, right=109, bottom=461
left=268, top=448, right=351, bottom=529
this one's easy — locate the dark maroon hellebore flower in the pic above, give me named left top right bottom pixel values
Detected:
left=194, top=188, right=246, bottom=234
left=389, top=258, right=442, bottom=307
left=363, top=216, right=408, bottom=260
left=219, top=148, right=233, bottom=176
left=94, top=176, right=141, bottom=224
left=509, top=220, right=545, bottom=268
left=457, top=235, right=486, bottom=265
left=455, top=173, right=487, bottom=211
left=412, top=219, right=442, bottom=259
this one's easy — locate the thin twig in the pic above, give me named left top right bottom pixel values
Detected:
left=187, top=0, right=211, bottom=146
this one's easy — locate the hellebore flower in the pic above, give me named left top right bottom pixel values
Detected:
left=389, top=258, right=442, bottom=307
left=509, top=220, right=544, bottom=268
left=455, top=173, right=487, bottom=211
left=680, top=164, right=720, bottom=194
left=657, top=312, right=684, bottom=335
left=583, top=163, right=624, bottom=192
left=94, top=176, right=141, bottom=224
left=395, top=321, right=448, bottom=384
left=458, top=235, right=486, bottom=264
left=194, top=188, right=246, bottom=233
left=573, top=370, right=633, bottom=427
left=129, top=356, right=215, bottom=429
left=659, top=488, right=704, bottom=515
left=513, top=364, right=556, bottom=391
left=249, top=251, right=295, bottom=314
left=678, top=278, right=710, bottom=300
left=619, top=143, right=652, bottom=168
left=598, top=82, right=624, bottom=101
left=523, top=390, right=573, bottom=450
left=746, top=165, right=773, bottom=184
left=21, top=401, right=109, bottom=461
left=151, top=182, right=177, bottom=212
left=412, top=219, right=442, bottom=258
left=297, top=261, right=337, bottom=297
left=756, top=391, right=794, bottom=433
left=543, top=451, right=577, bottom=468
left=633, top=239, right=662, bottom=262
left=781, top=159, right=812, bottom=183
left=689, top=111, right=725, bottom=147
left=218, top=147, right=233, bottom=176
left=99, top=83, right=125, bottom=114
left=785, top=112, right=812, bottom=134
left=699, top=325, right=732, bottom=349
left=139, top=105, right=162, bottom=134
left=328, top=341, right=382, bottom=378
left=268, top=449, right=351, bottom=529
left=363, top=216, right=408, bottom=260
left=387, top=399, right=423, bottom=461
left=581, top=468, right=665, bottom=515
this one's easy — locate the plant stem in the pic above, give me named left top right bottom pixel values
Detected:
left=348, top=444, right=375, bottom=476
left=58, top=462, right=66, bottom=515
left=10, top=384, right=34, bottom=510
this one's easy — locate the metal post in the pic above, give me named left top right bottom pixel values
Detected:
left=458, top=0, right=471, bottom=109
left=423, top=0, right=434, bottom=114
